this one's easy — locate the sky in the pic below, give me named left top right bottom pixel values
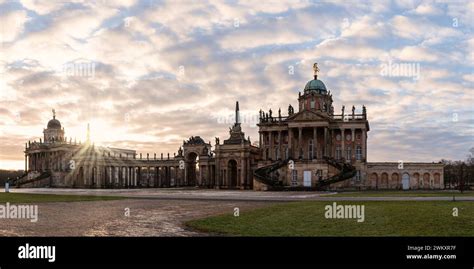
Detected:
left=0, top=0, right=473, bottom=170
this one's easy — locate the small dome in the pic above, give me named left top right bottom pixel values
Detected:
left=304, top=79, right=327, bottom=92
left=47, top=118, right=61, bottom=129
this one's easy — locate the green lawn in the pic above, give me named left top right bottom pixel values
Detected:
left=0, top=192, right=125, bottom=203
left=323, top=190, right=474, bottom=197
left=186, top=201, right=474, bottom=236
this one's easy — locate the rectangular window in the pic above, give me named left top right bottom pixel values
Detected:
left=355, top=170, right=361, bottom=181
left=346, top=148, right=351, bottom=161
left=356, top=146, right=362, bottom=160
left=310, top=100, right=315, bottom=109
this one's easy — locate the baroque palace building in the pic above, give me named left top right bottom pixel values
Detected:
left=18, top=64, right=444, bottom=190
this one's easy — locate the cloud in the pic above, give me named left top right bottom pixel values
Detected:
left=412, top=3, right=443, bottom=15
left=390, top=15, right=461, bottom=44
left=390, top=45, right=439, bottom=62
left=341, top=15, right=388, bottom=39
left=0, top=0, right=472, bottom=169
left=0, top=10, right=28, bottom=42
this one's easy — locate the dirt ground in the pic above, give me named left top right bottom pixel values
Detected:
left=0, top=199, right=275, bottom=236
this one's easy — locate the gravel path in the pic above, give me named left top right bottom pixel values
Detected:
left=11, top=188, right=474, bottom=201
left=0, top=199, right=275, bottom=236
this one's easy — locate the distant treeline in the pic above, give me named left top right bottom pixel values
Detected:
left=441, top=148, right=474, bottom=190
left=0, top=170, right=25, bottom=186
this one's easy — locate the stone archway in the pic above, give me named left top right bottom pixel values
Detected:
left=381, top=172, right=389, bottom=189
left=227, top=159, right=238, bottom=188
left=370, top=173, right=378, bottom=189
left=186, top=152, right=199, bottom=186
left=76, top=166, right=84, bottom=187
left=423, top=173, right=430, bottom=189
left=391, top=173, right=400, bottom=189
left=413, top=173, right=420, bottom=189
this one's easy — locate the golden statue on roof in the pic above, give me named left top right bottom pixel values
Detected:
left=313, top=62, right=319, bottom=78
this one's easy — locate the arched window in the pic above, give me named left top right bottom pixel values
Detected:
left=356, top=146, right=362, bottom=160
left=310, top=99, right=315, bottom=109
left=413, top=173, right=420, bottom=189
left=381, top=172, right=389, bottom=187
left=423, top=173, right=430, bottom=189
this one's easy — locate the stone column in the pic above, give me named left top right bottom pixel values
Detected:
left=298, top=127, right=302, bottom=159
left=324, top=128, right=328, bottom=157
left=146, top=166, right=149, bottom=186
left=362, top=129, right=367, bottom=160
left=245, top=158, right=253, bottom=189
left=198, top=165, right=202, bottom=186
left=108, top=166, right=112, bottom=185
left=288, top=128, right=293, bottom=158
left=240, top=157, right=246, bottom=189
left=137, top=167, right=142, bottom=186
left=269, top=131, right=274, bottom=160
left=340, top=128, right=345, bottom=160
left=125, top=167, right=129, bottom=187
left=156, top=166, right=161, bottom=185
left=133, top=167, right=136, bottom=187
left=313, top=127, right=317, bottom=159
left=174, top=166, right=178, bottom=186
left=351, top=128, right=355, bottom=160
left=277, top=130, right=281, bottom=160
left=184, top=163, right=188, bottom=186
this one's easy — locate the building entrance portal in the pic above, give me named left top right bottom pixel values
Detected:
left=186, top=152, right=199, bottom=186
left=402, top=173, right=410, bottom=190
left=228, top=159, right=238, bottom=188
left=304, top=170, right=312, bottom=187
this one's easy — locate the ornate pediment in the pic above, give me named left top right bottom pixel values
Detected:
left=287, top=110, right=330, bottom=122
